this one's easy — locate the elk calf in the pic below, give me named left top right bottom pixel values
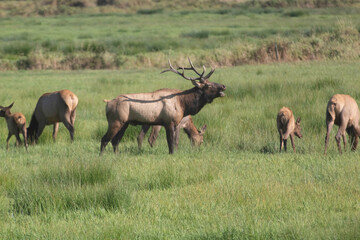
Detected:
left=137, top=115, right=207, bottom=149
left=27, top=90, right=78, bottom=144
left=0, top=102, right=28, bottom=151
left=277, top=107, right=302, bottom=152
left=324, top=94, right=360, bottom=154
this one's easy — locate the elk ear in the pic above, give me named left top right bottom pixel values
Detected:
left=7, top=102, right=14, bottom=109
left=198, top=124, right=207, bottom=135
left=296, top=117, right=301, bottom=123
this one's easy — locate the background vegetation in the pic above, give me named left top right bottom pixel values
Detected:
left=0, top=1, right=359, bottom=70
left=0, top=60, right=359, bottom=239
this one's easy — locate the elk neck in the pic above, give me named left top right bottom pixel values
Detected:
left=183, top=122, right=198, bottom=140
left=27, top=113, right=38, bottom=134
left=179, top=87, right=209, bottom=117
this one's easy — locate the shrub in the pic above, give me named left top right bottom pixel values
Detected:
left=2, top=42, right=33, bottom=56
left=96, top=0, right=115, bottom=6
left=136, top=8, right=163, bottom=15
left=15, top=58, right=32, bottom=70
left=282, top=10, right=309, bottom=17
left=181, top=30, right=210, bottom=39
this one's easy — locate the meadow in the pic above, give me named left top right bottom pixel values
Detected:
left=0, top=6, right=360, bottom=70
left=0, top=60, right=359, bottom=239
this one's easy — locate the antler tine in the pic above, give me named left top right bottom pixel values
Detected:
left=203, top=68, right=215, bottom=80
left=187, top=57, right=204, bottom=77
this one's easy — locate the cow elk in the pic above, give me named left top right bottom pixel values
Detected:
left=137, top=115, right=207, bottom=149
left=277, top=107, right=302, bottom=152
left=324, top=94, right=360, bottom=154
left=27, top=90, right=78, bottom=144
left=0, top=102, right=28, bottom=151
left=100, top=58, right=226, bottom=155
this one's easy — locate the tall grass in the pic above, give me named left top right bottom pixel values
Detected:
left=0, top=7, right=359, bottom=70
left=0, top=60, right=359, bottom=239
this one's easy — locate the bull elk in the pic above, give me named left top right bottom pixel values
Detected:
left=100, top=58, right=226, bottom=154
left=27, top=90, right=78, bottom=144
left=324, top=94, right=360, bottom=154
left=277, top=107, right=302, bottom=152
left=0, top=102, right=28, bottom=151
left=137, top=115, right=207, bottom=149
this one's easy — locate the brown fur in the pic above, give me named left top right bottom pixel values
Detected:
left=324, top=94, right=360, bottom=154
left=277, top=107, right=302, bottom=153
left=137, top=115, right=207, bottom=149
left=0, top=102, right=28, bottom=151
left=27, top=89, right=78, bottom=143
left=100, top=59, right=225, bottom=155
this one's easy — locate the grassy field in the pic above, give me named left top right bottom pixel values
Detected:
left=0, top=60, right=359, bottom=239
left=0, top=6, right=359, bottom=70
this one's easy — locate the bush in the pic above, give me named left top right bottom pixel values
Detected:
left=282, top=10, right=309, bottom=17
left=136, top=8, right=163, bottom=15
left=96, top=0, right=115, bottom=6
left=181, top=30, right=210, bottom=39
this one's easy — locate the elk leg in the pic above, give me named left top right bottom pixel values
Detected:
left=284, top=139, right=287, bottom=152
left=148, top=126, right=161, bottom=148
left=342, top=133, right=347, bottom=151
left=111, top=123, right=129, bottom=153
left=352, top=134, right=359, bottom=151
left=15, top=133, right=22, bottom=148
left=100, top=121, right=122, bottom=155
left=165, top=124, right=176, bottom=154
left=290, top=134, right=296, bottom=153
left=278, top=129, right=283, bottom=152
left=53, top=122, right=59, bottom=142
left=62, top=114, right=74, bottom=142
left=175, top=125, right=181, bottom=150
left=137, top=125, right=150, bottom=149
left=70, top=108, right=76, bottom=126
left=335, top=122, right=347, bottom=154
left=22, top=125, right=28, bottom=151
left=6, top=132, right=11, bottom=151
left=324, top=120, right=334, bottom=155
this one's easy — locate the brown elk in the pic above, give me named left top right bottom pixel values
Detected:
left=277, top=107, right=302, bottom=152
left=0, top=102, right=28, bottom=151
left=100, top=58, right=226, bottom=155
left=27, top=90, right=78, bottom=144
left=324, top=94, right=360, bottom=154
left=137, top=115, right=207, bottom=149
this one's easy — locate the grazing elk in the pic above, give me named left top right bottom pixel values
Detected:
left=277, top=107, right=302, bottom=152
left=324, top=94, right=360, bottom=154
left=0, top=102, right=28, bottom=151
left=137, top=115, right=207, bottom=149
left=27, top=90, right=78, bottom=144
left=100, top=58, right=226, bottom=155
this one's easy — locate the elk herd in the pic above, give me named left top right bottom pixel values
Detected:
left=0, top=59, right=359, bottom=155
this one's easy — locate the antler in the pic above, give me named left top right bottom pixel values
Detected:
left=161, top=58, right=215, bottom=85
left=178, top=57, right=206, bottom=80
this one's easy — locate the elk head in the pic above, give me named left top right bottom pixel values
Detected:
left=161, top=57, right=226, bottom=103
left=294, top=117, right=302, bottom=139
left=0, top=102, right=14, bottom=117
left=191, top=124, right=207, bottom=146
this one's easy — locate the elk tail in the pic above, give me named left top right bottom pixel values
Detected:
left=16, top=116, right=25, bottom=125
left=279, top=112, right=288, bottom=125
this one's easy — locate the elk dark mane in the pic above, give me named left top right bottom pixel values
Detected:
left=27, top=112, right=39, bottom=137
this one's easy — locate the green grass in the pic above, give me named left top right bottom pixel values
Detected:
left=0, top=7, right=359, bottom=70
left=0, top=60, right=359, bottom=239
